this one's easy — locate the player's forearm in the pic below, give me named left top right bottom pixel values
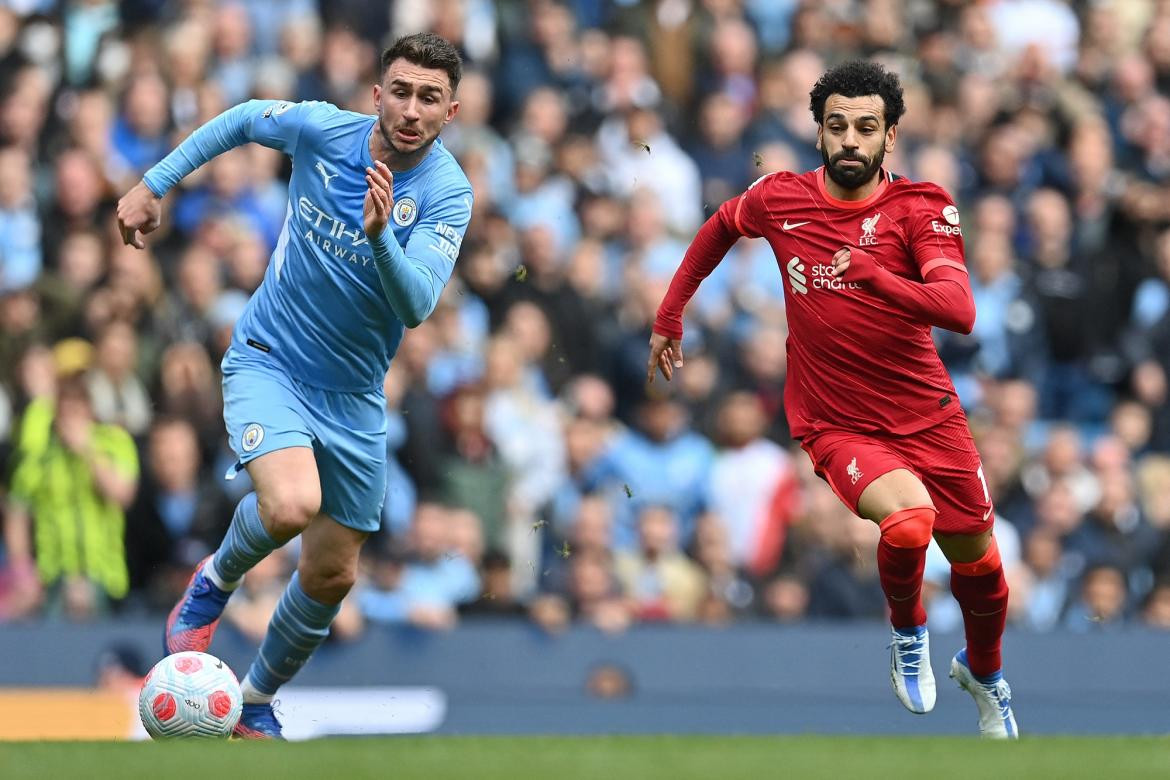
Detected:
left=370, top=225, right=443, bottom=328
left=654, top=205, right=739, bottom=338
left=142, top=101, right=259, bottom=196
left=867, top=264, right=976, bottom=334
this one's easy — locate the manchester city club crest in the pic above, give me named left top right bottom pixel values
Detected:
left=241, top=423, right=265, bottom=452
left=392, top=197, right=418, bottom=226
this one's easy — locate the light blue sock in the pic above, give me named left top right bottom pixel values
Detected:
left=243, top=571, right=340, bottom=698
left=212, top=492, right=279, bottom=584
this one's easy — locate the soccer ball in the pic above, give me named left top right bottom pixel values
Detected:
left=138, top=651, right=243, bottom=739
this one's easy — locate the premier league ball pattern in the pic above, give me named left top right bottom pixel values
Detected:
left=138, top=651, right=243, bottom=739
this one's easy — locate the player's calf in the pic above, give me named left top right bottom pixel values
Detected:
left=949, top=537, right=1009, bottom=679
left=875, top=507, right=937, bottom=714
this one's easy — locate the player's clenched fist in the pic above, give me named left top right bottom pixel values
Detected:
left=831, top=245, right=878, bottom=282
left=364, top=159, right=395, bottom=237
left=116, top=181, right=162, bottom=249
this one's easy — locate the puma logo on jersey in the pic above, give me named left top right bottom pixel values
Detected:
left=847, top=457, right=863, bottom=485
left=315, top=161, right=339, bottom=189
left=782, top=220, right=810, bottom=231
left=859, top=213, right=881, bottom=246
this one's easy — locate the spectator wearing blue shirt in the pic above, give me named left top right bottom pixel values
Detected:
left=0, top=145, right=40, bottom=292
left=583, top=394, right=713, bottom=550
left=358, top=503, right=480, bottom=630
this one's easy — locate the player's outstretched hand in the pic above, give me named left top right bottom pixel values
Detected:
left=646, top=331, right=683, bottom=384
left=115, top=181, right=162, bottom=249
left=364, top=160, right=395, bottom=237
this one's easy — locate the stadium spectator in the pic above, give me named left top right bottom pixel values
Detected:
left=356, top=503, right=480, bottom=631
left=4, top=371, right=137, bottom=619
left=614, top=504, right=707, bottom=622
left=123, top=416, right=233, bottom=608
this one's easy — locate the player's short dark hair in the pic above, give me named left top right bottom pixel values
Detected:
left=809, top=60, right=906, bottom=128
left=380, top=32, right=463, bottom=92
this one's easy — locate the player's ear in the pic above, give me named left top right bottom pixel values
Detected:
left=815, top=125, right=823, bottom=150
left=885, top=123, right=897, bottom=154
left=445, top=99, right=460, bottom=124
left=372, top=83, right=382, bottom=113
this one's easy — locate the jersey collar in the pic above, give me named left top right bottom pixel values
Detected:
left=815, top=166, right=891, bottom=210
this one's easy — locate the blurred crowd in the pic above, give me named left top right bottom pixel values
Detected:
left=3, top=0, right=1170, bottom=639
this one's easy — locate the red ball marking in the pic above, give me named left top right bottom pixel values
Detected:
left=174, top=656, right=203, bottom=674
left=208, top=690, right=232, bottom=719
left=152, top=692, right=177, bottom=721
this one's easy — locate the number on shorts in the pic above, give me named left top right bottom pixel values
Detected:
left=976, top=465, right=990, bottom=503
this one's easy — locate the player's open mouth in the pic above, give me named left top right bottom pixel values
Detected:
left=396, top=128, right=421, bottom=142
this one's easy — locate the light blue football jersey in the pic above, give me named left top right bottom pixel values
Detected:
left=144, top=99, right=473, bottom=391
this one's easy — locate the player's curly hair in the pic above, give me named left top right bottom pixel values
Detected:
left=809, top=61, right=906, bottom=128
left=381, top=32, right=463, bottom=91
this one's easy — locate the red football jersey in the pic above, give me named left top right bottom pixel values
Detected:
left=733, top=167, right=967, bottom=438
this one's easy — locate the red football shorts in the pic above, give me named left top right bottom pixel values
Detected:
left=799, top=411, right=993, bottom=535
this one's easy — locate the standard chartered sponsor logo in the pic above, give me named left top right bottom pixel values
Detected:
left=788, top=256, right=862, bottom=294
left=787, top=257, right=807, bottom=294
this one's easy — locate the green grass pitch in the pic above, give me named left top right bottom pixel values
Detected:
left=3, top=735, right=1168, bottom=779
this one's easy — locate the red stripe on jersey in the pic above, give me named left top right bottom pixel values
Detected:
left=920, top=258, right=968, bottom=277
left=734, top=195, right=752, bottom=237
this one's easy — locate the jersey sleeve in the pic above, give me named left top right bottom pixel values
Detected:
left=906, top=184, right=966, bottom=278
left=143, top=100, right=328, bottom=197
left=239, top=99, right=328, bottom=156
left=731, top=173, right=772, bottom=239
left=370, top=181, right=474, bottom=328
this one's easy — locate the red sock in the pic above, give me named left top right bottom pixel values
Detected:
left=950, top=537, right=1009, bottom=678
left=876, top=507, right=935, bottom=630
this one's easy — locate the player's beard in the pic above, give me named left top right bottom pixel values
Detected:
left=822, top=144, right=886, bottom=191
left=377, top=112, right=437, bottom=162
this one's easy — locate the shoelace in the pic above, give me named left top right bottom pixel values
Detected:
left=983, top=681, right=1012, bottom=721
left=889, top=635, right=925, bottom=675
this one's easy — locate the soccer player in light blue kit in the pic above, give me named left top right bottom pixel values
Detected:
left=115, top=33, right=472, bottom=739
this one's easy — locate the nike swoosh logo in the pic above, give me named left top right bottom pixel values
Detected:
left=983, top=506, right=994, bottom=521
left=782, top=220, right=810, bottom=230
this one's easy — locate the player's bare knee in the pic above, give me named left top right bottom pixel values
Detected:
left=935, top=528, right=993, bottom=564
left=258, top=489, right=321, bottom=541
left=298, top=560, right=356, bottom=604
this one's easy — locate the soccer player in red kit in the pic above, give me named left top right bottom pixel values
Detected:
left=647, top=61, right=1017, bottom=738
